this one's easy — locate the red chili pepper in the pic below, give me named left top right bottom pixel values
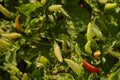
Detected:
left=82, top=59, right=99, bottom=73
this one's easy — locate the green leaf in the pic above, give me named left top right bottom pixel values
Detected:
left=17, top=2, right=41, bottom=16
left=56, top=73, right=75, bottom=80
left=108, top=68, right=120, bottom=80
left=5, top=52, right=17, bottom=66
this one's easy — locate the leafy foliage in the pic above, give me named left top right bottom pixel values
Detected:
left=0, top=0, right=120, bottom=80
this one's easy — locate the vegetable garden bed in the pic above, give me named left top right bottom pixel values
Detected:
left=0, top=0, right=120, bottom=80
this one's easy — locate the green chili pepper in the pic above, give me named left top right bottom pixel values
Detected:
left=54, top=41, right=63, bottom=62
left=98, top=0, right=107, bottom=4
left=108, top=50, right=120, bottom=59
left=1, top=33, right=22, bottom=39
left=49, top=5, right=62, bottom=12
left=104, top=3, right=117, bottom=10
left=92, top=25, right=104, bottom=41
left=87, top=22, right=93, bottom=41
left=60, top=8, right=71, bottom=18
left=85, top=41, right=92, bottom=55
left=64, top=58, right=81, bottom=76
left=0, top=4, right=13, bottom=18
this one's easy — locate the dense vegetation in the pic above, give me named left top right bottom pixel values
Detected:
left=0, top=0, right=120, bottom=80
